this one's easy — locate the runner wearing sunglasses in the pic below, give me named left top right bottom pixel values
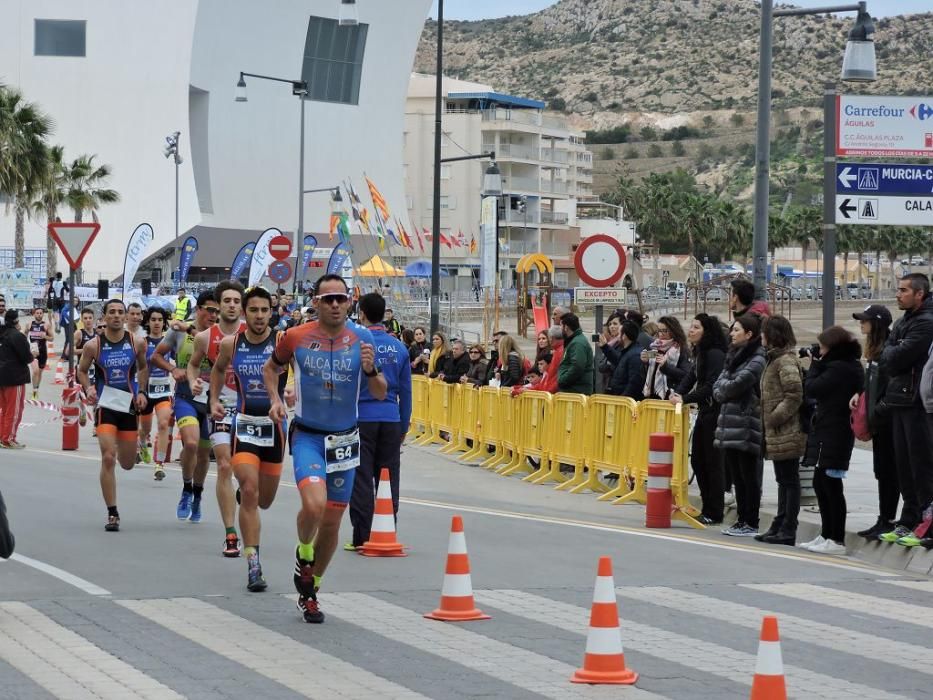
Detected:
left=152, top=290, right=218, bottom=526
left=263, top=274, right=386, bottom=623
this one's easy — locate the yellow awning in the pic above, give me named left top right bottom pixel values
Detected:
left=355, top=255, right=404, bottom=277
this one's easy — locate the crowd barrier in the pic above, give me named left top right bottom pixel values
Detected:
left=408, top=376, right=704, bottom=529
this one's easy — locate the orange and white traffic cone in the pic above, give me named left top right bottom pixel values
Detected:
left=750, top=615, right=787, bottom=700
left=359, top=468, right=407, bottom=557
left=424, top=515, right=489, bottom=622
left=53, top=360, right=64, bottom=384
left=571, top=556, right=638, bottom=685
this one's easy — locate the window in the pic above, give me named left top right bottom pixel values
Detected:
left=301, top=16, right=368, bottom=105
left=35, top=20, right=86, bottom=57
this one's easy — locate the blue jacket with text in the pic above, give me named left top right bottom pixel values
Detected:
left=358, top=324, right=412, bottom=433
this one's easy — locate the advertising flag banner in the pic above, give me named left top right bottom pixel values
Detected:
left=480, top=196, right=497, bottom=288
left=229, top=241, right=255, bottom=280
left=301, top=235, right=318, bottom=273
left=123, top=223, right=155, bottom=294
left=248, top=228, right=282, bottom=287
left=177, top=235, right=199, bottom=286
left=326, top=241, right=353, bottom=276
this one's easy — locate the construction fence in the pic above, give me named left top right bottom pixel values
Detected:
left=408, top=376, right=704, bottom=528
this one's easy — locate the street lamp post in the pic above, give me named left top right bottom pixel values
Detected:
left=163, top=132, right=182, bottom=241
left=429, top=0, right=445, bottom=337
left=299, top=186, right=342, bottom=293
left=750, top=1, right=876, bottom=315
left=236, top=72, right=309, bottom=293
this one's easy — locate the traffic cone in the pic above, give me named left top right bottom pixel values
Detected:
left=750, top=616, right=787, bottom=700
left=54, top=360, right=64, bottom=384
left=571, top=556, right=638, bottom=685
left=359, top=468, right=407, bottom=557
left=424, top=515, right=489, bottom=622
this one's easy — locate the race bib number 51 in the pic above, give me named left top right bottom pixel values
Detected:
left=325, top=430, right=360, bottom=473
left=235, top=414, right=274, bottom=447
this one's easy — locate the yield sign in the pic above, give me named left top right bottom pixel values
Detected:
left=48, top=222, right=101, bottom=269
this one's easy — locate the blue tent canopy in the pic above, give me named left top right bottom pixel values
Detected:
left=405, top=260, right=448, bottom=277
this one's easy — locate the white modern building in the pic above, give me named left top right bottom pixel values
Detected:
left=404, top=74, right=597, bottom=287
left=0, top=0, right=431, bottom=281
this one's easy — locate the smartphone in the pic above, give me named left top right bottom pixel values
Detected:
left=591, top=334, right=600, bottom=342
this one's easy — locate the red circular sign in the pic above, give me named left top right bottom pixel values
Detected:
left=574, top=234, right=627, bottom=288
left=268, top=235, right=293, bottom=261
left=268, top=260, right=292, bottom=283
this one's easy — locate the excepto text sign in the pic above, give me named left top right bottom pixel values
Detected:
left=836, top=95, right=933, bottom=158
left=835, top=195, right=933, bottom=227
left=574, top=287, right=627, bottom=305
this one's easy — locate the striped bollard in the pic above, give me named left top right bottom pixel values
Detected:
left=645, top=433, right=675, bottom=529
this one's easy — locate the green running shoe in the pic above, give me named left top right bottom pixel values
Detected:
left=139, top=445, right=152, bottom=464
left=880, top=525, right=912, bottom=542
left=896, top=534, right=924, bottom=547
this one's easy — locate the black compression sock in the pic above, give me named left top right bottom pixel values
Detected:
left=107, top=506, right=118, bottom=517
left=193, top=483, right=204, bottom=499
left=183, top=480, right=194, bottom=494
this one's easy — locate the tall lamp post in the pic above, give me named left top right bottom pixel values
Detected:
left=300, top=186, right=342, bottom=292
left=429, top=0, right=446, bottom=336
left=750, top=1, right=876, bottom=316
left=163, top=132, right=182, bottom=242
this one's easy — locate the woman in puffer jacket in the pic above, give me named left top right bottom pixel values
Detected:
left=756, top=316, right=806, bottom=546
left=797, top=326, right=864, bottom=555
left=713, top=313, right=767, bottom=538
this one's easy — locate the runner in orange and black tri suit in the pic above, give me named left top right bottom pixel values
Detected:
left=210, top=286, right=285, bottom=591
left=77, top=299, right=149, bottom=532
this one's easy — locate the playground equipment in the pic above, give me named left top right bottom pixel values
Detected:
left=515, top=254, right=554, bottom=338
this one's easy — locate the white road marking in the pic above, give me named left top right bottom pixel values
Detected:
left=22, top=446, right=896, bottom=578
left=320, top=592, right=665, bottom=699
left=743, top=582, right=933, bottom=628
left=879, top=579, right=933, bottom=594
left=615, top=585, right=933, bottom=676
left=9, top=553, right=110, bottom=596
left=0, top=602, right=182, bottom=699
left=475, top=589, right=911, bottom=700
left=119, top=597, right=427, bottom=699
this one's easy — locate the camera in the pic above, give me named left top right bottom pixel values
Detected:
left=798, top=344, right=821, bottom=360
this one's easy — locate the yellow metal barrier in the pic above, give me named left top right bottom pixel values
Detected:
left=479, top=388, right=513, bottom=470
left=587, top=396, right=638, bottom=501
left=548, top=394, right=598, bottom=492
left=443, top=384, right=481, bottom=456
left=414, top=380, right=459, bottom=448
left=499, top=391, right=551, bottom=478
left=461, top=387, right=500, bottom=463
left=407, top=375, right=431, bottom=440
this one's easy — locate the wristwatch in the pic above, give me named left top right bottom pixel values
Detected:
left=363, top=365, right=381, bottom=378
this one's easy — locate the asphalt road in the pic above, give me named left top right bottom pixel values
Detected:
left=1, top=397, right=931, bottom=699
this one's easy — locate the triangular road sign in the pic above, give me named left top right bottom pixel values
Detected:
left=48, top=222, right=100, bottom=269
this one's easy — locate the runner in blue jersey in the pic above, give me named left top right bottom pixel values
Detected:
left=210, top=286, right=286, bottom=591
left=264, top=274, right=386, bottom=623
left=77, top=299, right=149, bottom=532
left=138, top=306, right=173, bottom=481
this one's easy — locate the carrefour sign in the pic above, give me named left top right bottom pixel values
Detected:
left=837, top=95, right=933, bottom=158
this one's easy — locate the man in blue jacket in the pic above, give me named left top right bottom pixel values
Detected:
left=347, top=293, right=412, bottom=550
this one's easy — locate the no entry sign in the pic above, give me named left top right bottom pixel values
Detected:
left=574, top=234, right=627, bottom=288
left=268, top=235, right=292, bottom=261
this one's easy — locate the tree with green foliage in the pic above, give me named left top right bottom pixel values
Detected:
left=671, top=140, right=686, bottom=157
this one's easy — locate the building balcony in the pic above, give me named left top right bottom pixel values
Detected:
left=539, top=149, right=569, bottom=164
left=541, top=210, right=569, bottom=225
left=484, top=142, right=539, bottom=161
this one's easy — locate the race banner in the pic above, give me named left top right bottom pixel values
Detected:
left=297, top=234, right=318, bottom=287
left=122, top=223, right=155, bottom=295
left=326, top=241, right=353, bottom=276
left=177, top=235, right=199, bottom=287
left=229, top=241, right=255, bottom=281
left=248, top=227, right=281, bottom=287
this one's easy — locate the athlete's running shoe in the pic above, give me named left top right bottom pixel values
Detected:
left=223, top=533, right=240, bottom=558
left=246, top=554, right=267, bottom=592
left=293, top=547, right=322, bottom=621
left=189, top=498, right=202, bottom=523
left=297, top=592, right=324, bottom=623
left=105, top=514, right=120, bottom=532
left=343, top=542, right=359, bottom=552
left=139, top=445, right=152, bottom=464
left=4, top=440, right=25, bottom=450
left=32, top=389, right=38, bottom=400
left=176, top=491, right=193, bottom=520
left=153, top=464, right=165, bottom=481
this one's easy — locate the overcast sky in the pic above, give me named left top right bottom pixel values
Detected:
left=429, top=1, right=931, bottom=20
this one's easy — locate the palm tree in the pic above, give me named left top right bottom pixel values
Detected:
left=787, top=205, right=821, bottom=292
left=0, top=86, right=52, bottom=267
left=66, top=154, right=119, bottom=223
left=31, top=144, right=68, bottom=277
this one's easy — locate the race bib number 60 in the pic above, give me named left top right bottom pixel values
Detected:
left=325, top=430, right=360, bottom=473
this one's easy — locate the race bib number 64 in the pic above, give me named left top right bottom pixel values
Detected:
left=325, top=430, right=360, bottom=473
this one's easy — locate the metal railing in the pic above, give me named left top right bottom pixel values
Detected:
left=540, top=211, right=569, bottom=225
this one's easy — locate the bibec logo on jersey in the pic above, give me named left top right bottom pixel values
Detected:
left=299, top=353, right=355, bottom=383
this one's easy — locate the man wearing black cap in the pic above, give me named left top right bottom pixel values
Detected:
left=879, top=274, right=933, bottom=547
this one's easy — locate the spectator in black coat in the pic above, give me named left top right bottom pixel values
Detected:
left=605, top=321, right=645, bottom=399
left=436, top=339, right=471, bottom=384
left=671, top=314, right=728, bottom=524
left=408, top=327, right=430, bottom=375
left=0, top=310, right=33, bottom=449
left=799, top=327, right=864, bottom=554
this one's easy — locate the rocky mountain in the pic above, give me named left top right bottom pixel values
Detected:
left=415, top=0, right=933, bottom=123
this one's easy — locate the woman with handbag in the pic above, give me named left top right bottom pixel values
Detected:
left=756, top=316, right=806, bottom=546
left=850, top=305, right=897, bottom=540
left=798, top=326, right=864, bottom=554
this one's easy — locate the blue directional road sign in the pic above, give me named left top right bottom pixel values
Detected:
left=836, top=163, right=933, bottom=196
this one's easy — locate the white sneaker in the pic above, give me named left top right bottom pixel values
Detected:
left=797, top=535, right=825, bottom=550
left=723, top=491, right=735, bottom=507
left=809, top=539, right=846, bottom=554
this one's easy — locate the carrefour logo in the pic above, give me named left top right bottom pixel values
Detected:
left=910, top=104, right=933, bottom=121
